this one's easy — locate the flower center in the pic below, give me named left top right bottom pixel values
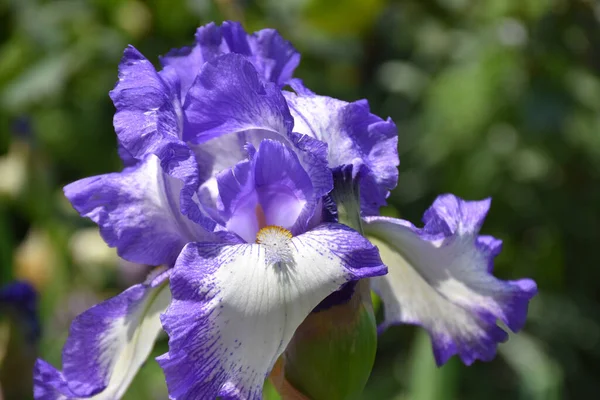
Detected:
left=256, top=225, right=293, bottom=265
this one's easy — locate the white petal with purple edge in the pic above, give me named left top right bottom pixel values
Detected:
left=64, top=154, right=213, bottom=267
left=158, top=223, right=386, bottom=400
left=365, top=195, right=537, bottom=366
left=284, top=84, right=398, bottom=215
left=34, top=282, right=171, bottom=399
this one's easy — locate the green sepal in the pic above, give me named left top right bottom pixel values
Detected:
left=329, top=165, right=364, bottom=234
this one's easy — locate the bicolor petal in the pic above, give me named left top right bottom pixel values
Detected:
left=110, top=46, right=211, bottom=227
left=34, top=360, right=75, bottom=400
left=183, top=54, right=331, bottom=209
left=64, top=154, right=213, bottom=266
left=158, top=223, right=386, bottom=400
left=34, top=282, right=171, bottom=399
left=284, top=83, right=398, bottom=215
left=192, top=129, right=332, bottom=213
left=365, top=195, right=537, bottom=366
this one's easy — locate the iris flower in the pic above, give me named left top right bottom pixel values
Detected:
left=33, top=22, right=537, bottom=400
left=0, top=281, right=40, bottom=342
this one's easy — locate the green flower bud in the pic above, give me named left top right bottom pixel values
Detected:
left=273, top=166, right=378, bottom=400
left=282, top=280, right=378, bottom=400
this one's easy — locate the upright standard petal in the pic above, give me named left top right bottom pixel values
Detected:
left=192, top=130, right=332, bottom=212
left=158, top=224, right=386, bottom=400
left=284, top=83, right=398, bottom=215
left=184, top=53, right=331, bottom=204
left=183, top=53, right=293, bottom=144
left=160, top=21, right=299, bottom=98
left=244, top=25, right=300, bottom=87
left=34, top=282, right=171, bottom=399
left=159, top=23, right=225, bottom=99
left=110, top=46, right=211, bottom=227
left=64, top=154, right=212, bottom=266
left=365, top=195, right=537, bottom=366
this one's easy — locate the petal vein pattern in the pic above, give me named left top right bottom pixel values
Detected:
left=64, top=154, right=212, bottom=266
left=158, top=224, right=386, bottom=400
left=34, top=282, right=171, bottom=399
left=284, top=84, right=398, bottom=214
left=109, top=46, right=212, bottom=229
left=183, top=53, right=293, bottom=144
left=160, top=21, right=300, bottom=99
left=365, top=195, right=537, bottom=365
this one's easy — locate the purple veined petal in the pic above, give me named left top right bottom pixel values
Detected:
left=109, top=46, right=212, bottom=229
left=192, top=129, right=333, bottom=216
left=192, top=129, right=282, bottom=185
left=183, top=53, right=331, bottom=205
left=159, top=22, right=227, bottom=99
left=34, top=282, right=171, bottom=399
left=245, top=25, right=300, bottom=87
left=284, top=82, right=398, bottom=215
left=253, top=140, right=314, bottom=234
left=157, top=223, right=386, bottom=400
left=34, top=360, right=76, bottom=400
left=110, top=45, right=183, bottom=158
left=183, top=53, right=293, bottom=144
left=214, top=158, right=258, bottom=242
left=288, top=131, right=332, bottom=201
left=364, top=194, right=537, bottom=366
left=160, top=21, right=299, bottom=99
left=117, top=144, right=136, bottom=168
left=214, top=140, right=315, bottom=242
left=217, top=21, right=300, bottom=86
left=64, top=154, right=214, bottom=267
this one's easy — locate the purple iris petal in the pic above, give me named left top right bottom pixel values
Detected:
left=160, top=21, right=299, bottom=99
left=0, top=281, right=40, bottom=342
left=110, top=46, right=183, bottom=159
left=215, top=140, right=314, bottom=242
left=157, top=224, right=386, bottom=400
left=34, top=359, right=77, bottom=400
left=254, top=140, right=313, bottom=231
left=110, top=46, right=212, bottom=229
left=183, top=53, right=293, bottom=144
left=181, top=53, right=332, bottom=219
left=214, top=158, right=257, bottom=242
left=34, top=281, right=171, bottom=399
left=245, top=26, right=301, bottom=87
left=284, top=81, right=398, bottom=215
left=365, top=194, right=537, bottom=366
left=64, top=154, right=213, bottom=266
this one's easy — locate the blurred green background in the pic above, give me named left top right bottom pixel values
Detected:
left=1, top=0, right=599, bottom=399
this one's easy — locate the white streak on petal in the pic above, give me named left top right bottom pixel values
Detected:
left=94, top=284, right=171, bottom=399
left=366, top=213, right=535, bottom=365
left=159, top=224, right=385, bottom=399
